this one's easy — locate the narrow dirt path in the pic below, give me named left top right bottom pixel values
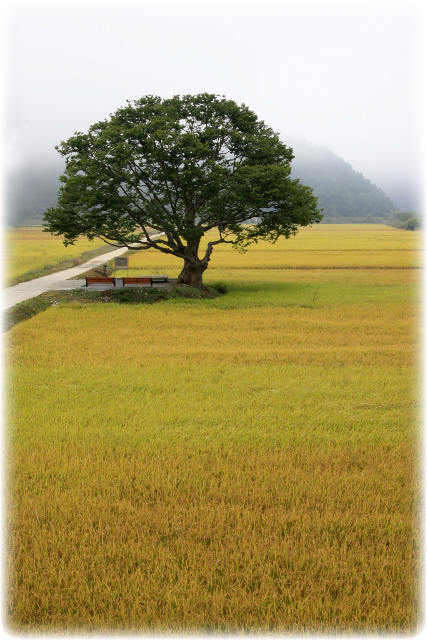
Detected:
left=2, top=234, right=164, bottom=311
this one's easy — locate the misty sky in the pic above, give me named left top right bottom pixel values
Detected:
left=3, top=0, right=424, bottom=198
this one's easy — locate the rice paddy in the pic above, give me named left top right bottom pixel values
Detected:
left=124, top=223, right=423, bottom=276
left=3, top=227, right=112, bottom=284
left=4, top=224, right=422, bottom=633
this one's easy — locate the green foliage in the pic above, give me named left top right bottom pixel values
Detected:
left=405, top=217, right=421, bottom=231
left=92, top=263, right=113, bottom=277
left=398, top=211, right=416, bottom=222
left=211, top=281, right=229, bottom=295
left=43, top=94, right=321, bottom=282
left=388, top=211, right=422, bottom=230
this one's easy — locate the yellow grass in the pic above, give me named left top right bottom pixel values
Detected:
left=124, top=224, right=423, bottom=277
left=3, top=227, right=109, bottom=282
left=5, top=223, right=422, bottom=633
left=209, top=267, right=421, bottom=284
left=8, top=301, right=419, bottom=368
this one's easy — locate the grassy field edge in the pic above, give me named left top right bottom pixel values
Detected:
left=5, top=244, right=120, bottom=287
left=3, top=285, right=223, bottom=332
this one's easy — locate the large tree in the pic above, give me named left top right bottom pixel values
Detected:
left=44, top=94, right=322, bottom=287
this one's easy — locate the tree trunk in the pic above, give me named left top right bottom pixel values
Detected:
left=177, top=258, right=207, bottom=288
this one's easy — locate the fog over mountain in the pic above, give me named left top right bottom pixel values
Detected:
left=288, top=139, right=399, bottom=222
left=3, top=3, right=422, bottom=226
left=5, top=140, right=415, bottom=228
left=5, top=158, right=64, bottom=227
left=367, top=177, right=422, bottom=214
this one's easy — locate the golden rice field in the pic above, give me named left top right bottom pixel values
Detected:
left=3, top=227, right=110, bottom=283
left=125, top=223, right=423, bottom=277
left=5, top=224, right=422, bottom=633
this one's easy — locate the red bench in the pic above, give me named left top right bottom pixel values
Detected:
left=85, top=277, right=115, bottom=286
left=84, top=276, right=169, bottom=288
left=123, top=276, right=168, bottom=288
left=123, top=277, right=151, bottom=285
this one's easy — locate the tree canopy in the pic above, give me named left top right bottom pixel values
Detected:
left=44, top=94, right=322, bottom=287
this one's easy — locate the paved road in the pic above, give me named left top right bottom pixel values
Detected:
left=2, top=240, right=164, bottom=311
left=2, top=246, right=129, bottom=311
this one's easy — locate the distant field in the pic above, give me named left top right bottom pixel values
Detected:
left=5, top=224, right=422, bottom=633
left=4, top=224, right=422, bottom=285
left=125, top=224, right=423, bottom=276
left=3, top=227, right=112, bottom=283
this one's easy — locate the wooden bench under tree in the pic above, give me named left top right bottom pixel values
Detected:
left=85, top=277, right=115, bottom=286
left=84, top=276, right=169, bottom=287
left=122, top=276, right=169, bottom=287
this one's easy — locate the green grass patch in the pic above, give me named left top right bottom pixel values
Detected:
left=3, top=285, right=222, bottom=332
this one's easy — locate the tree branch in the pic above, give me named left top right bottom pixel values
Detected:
left=201, top=236, right=233, bottom=263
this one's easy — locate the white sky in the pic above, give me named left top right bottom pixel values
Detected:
left=2, top=0, right=425, bottom=195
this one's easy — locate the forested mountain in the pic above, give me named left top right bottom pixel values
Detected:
left=4, top=141, right=409, bottom=227
left=289, top=139, right=398, bottom=223
left=5, top=159, right=64, bottom=227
